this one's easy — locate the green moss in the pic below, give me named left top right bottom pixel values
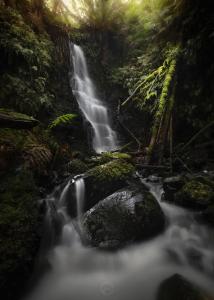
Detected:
left=175, top=178, right=214, bottom=208
left=180, top=180, right=213, bottom=202
left=88, top=160, right=135, bottom=183
left=0, top=170, right=41, bottom=298
left=91, top=152, right=132, bottom=165
left=67, top=159, right=89, bottom=175
left=0, top=108, right=37, bottom=122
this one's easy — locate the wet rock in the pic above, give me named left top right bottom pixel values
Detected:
left=200, top=204, right=214, bottom=226
left=157, top=274, right=213, bottom=300
left=163, top=176, right=185, bottom=202
left=83, top=160, right=135, bottom=211
left=67, top=159, right=89, bottom=175
left=174, top=178, right=214, bottom=210
left=147, top=175, right=161, bottom=183
left=163, top=176, right=214, bottom=210
left=83, top=187, right=165, bottom=249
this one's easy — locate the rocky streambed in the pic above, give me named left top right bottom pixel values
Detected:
left=18, top=159, right=214, bottom=300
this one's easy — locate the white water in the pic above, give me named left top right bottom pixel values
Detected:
left=27, top=178, right=214, bottom=300
left=75, top=178, right=85, bottom=222
left=70, top=43, right=118, bottom=153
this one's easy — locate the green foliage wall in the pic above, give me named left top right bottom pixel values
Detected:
left=0, top=6, right=54, bottom=116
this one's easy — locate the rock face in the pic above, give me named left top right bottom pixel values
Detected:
left=163, top=176, right=214, bottom=211
left=157, top=274, right=213, bottom=300
left=83, top=187, right=165, bottom=249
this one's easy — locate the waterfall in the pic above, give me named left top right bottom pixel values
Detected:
left=70, top=43, right=118, bottom=154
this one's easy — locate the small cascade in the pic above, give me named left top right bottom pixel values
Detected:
left=26, top=177, right=214, bottom=300
left=75, top=177, right=85, bottom=221
left=69, top=42, right=118, bottom=153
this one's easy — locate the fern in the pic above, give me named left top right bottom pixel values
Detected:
left=23, top=143, right=53, bottom=171
left=49, top=114, right=78, bottom=129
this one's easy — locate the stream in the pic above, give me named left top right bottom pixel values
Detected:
left=26, top=177, right=214, bottom=300
left=25, top=44, right=214, bottom=300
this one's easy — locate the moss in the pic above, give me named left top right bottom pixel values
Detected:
left=67, top=159, right=89, bottom=175
left=175, top=177, right=214, bottom=209
left=90, top=152, right=132, bottom=166
left=88, top=159, right=135, bottom=183
left=0, top=170, right=41, bottom=299
left=0, top=108, right=37, bottom=121
left=183, top=181, right=213, bottom=201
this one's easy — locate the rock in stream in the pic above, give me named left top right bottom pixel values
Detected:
left=83, top=186, right=165, bottom=249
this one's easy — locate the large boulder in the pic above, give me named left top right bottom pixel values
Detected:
left=163, top=176, right=214, bottom=210
left=157, top=274, right=213, bottom=300
left=83, top=186, right=165, bottom=249
left=83, top=159, right=135, bottom=211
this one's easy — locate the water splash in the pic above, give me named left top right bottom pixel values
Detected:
left=70, top=43, right=118, bottom=153
left=26, top=179, right=214, bottom=300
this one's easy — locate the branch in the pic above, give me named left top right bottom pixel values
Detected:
left=118, top=116, right=142, bottom=151
left=121, top=81, right=145, bottom=107
left=181, top=120, right=214, bottom=152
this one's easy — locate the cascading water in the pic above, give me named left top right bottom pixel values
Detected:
left=75, top=177, right=85, bottom=222
left=70, top=43, right=118, bottom=153
left=26, top=177, right=214, bottom=300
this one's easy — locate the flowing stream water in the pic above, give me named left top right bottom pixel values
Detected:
left=70, top=43, right=118, bottom=153
left=25, top=43, right=214, bottom=300
left=27, top=177, right=214, bottom=300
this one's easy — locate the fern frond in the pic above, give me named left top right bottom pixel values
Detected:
left=23, top=143, right=52, bottom=171
left=49, top=114, right=78, bottom=129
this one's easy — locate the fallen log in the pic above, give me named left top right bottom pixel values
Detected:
left=0, top=109, right=39, bottom=129
left=136, top=164, right=170, bottom=169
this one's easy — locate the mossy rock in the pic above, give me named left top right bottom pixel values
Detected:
left=67, top=159, right=89, bottom=175
left=96, top=152, right=132, bottom=164
left=0, top=170, right=42, bottom=300
left=83, top=160, right=135, bottom=211
left=163, top=176, right=214, bottom=210
left=88, top=159, right=135, bottom=183
left=0, top=108, right=39, bottom=129
left=157, top=274, right=213, bottom=300
left=174, top=178, right=214, bottom=210
left=83, top=187, right=165, bottom=249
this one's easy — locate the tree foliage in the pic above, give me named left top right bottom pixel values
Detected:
left=0, top=6, right=54, bottom=116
